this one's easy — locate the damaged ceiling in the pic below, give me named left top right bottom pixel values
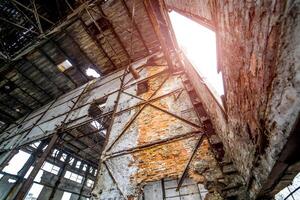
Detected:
left=0, top=0, right=160, bottom=125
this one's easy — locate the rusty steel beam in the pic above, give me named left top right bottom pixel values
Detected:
left=143, top=0, right=174, bottom=70
left=120, top=0, right=150, bottom=54
left=48, top=155, right=70, bottom=200
left=10, top=0, right=39, bottom=31
left=101, top=68, right=127, bottom=153
left=105, top=131, right=201, bottom=160
left=14, top=133, right=60, bottom=200
left=105, top=74, right=170, bottom=152
left=177, top=134, right=205, bottom=191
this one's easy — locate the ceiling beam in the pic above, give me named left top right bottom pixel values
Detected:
left=50, top=39, right=89, bottom=82
left=10, top=0, right=40, bottom=32
left=79, top=18, right=116, bottom=71
left=119, top=0, right=150, bottom=55
left=24, top=57, right=65, bottom=94
left=1, top=76, right=43, bottom=106
left=63, top=30, right=102, bottom=75
left=85, top=7, right=129, bottom=66
left=0, top=106, right=17, bottom=122
left=31, top=0, right=43, bottom=33
left=14, top=63, right=54, bottom=99
left=38, top=48, right=78, bottom=88
left=95, top=5, right=131, bottom=61
left=0, top=17, right=39, bottom=35
left=11, top=0, right=55, bottom=25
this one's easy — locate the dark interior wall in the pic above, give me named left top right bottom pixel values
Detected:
left=165, top=0, right=300, bottom=198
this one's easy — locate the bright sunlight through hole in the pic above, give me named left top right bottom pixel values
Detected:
left=169, top=11, right=224, bottom=96
left=86, top=67, right=100, bottom=78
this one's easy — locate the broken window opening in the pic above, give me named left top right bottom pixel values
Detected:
left=137, top=80, right=149, bottom=95
left=42, top=145, right=48, bottom=151
left=30, top=141, right=41, bottom=149
left=91, top=120, right=101, bottom=130
left=2, top=150, right=31, bottom=175
left=41, top=162, right=60, bottom=175
left=64, top=171, right=83, bottom=183
left=60, top=153, right=67, bottom=162
left=83, top=164, right=88, bottom=172
left=52, top=149, right=59, bottom=157
left=57, top=59, right=73, bottom=72
left=69, top=157, right=75, bottom=166
left=168, top=11, right=224, bottom=99
left=86, top=179, right=94, bottom=188
left=76, top=161, right=81, bottom=169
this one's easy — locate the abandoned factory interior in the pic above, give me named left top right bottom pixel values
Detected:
left=0, top=0, right=299, bottom=200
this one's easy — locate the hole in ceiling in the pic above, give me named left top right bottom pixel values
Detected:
left=57, top=59, right=73, bottom=72
left=86, top=68, right=100, bottom=78
left=169, top=11, right=224, bottom=97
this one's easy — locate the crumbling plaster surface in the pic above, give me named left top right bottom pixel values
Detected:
left=92, top=59, right=221, bottom=199
left=165, top=0, right=300, bottom=198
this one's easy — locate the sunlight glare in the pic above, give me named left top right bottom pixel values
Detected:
left=169, top=11, right=224, bottom=96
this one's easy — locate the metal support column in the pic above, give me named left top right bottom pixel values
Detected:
left=14, top=134, right=60, bottom=200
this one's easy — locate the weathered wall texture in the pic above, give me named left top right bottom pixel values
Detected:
left=166, top=0, right=300, bottom=198
left=92, top=56, right=222, bottom=199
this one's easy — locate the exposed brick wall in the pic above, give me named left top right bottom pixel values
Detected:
left=166, top=0, right=300, bottom=198
left=92, top=58, right=222, bottom=199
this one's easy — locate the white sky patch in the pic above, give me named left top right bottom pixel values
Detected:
left=25, top=183, right=44, bottom=199
left=91, top=120, right=101, bottom=129
left=61, top=191, right=72, bottom=200
left=275, top=172, right=300, bottom=199
left=24, top=166, right=34, bottom=179
left=3, top=150, right=31, bottom=175
left=169, top=11, right=224, bottom=96
left=86, top=68, right=100, bottom=78
left=8, top=178, right=16, bottom=183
